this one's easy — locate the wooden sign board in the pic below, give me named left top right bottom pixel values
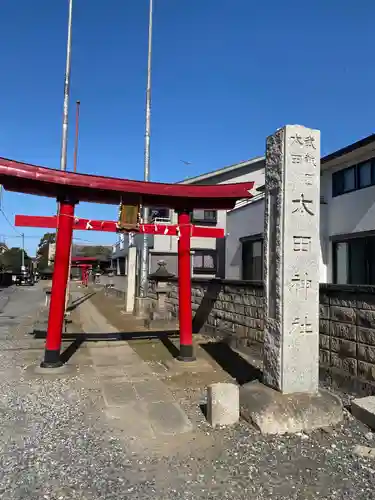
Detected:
left=117, top=203, right=140, bottom=231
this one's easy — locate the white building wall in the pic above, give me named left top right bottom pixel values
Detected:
left=321, top=147, right=375, bottom=281
left=225, top=198, right=264, bottom=279
left=327, top=172, right=375, bottom=235
left=152, top=164, right=265, bottom=256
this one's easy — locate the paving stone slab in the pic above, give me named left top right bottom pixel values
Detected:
left=104, top=404, right=155, bottom=440
left=118, top=364, right=155, bottom=382
left=147, top=401, right=193, bottom=435
left=90, top=354, right=122, bottom=367
left=101, top=379, right=138, bottom=407
left=94, top=365, right=131, bottom=379
left=133, top=380, right=174, bottom=403
left=164, top=357, right=214, bottom=374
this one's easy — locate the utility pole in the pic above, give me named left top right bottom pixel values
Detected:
left=60, top=0, right=73, bottom=173
left=60, top=0, right=74, bottom=312
left=136, top=0, right=154, bottom=314
left=73, top=100, right=80, bottom=173
left=21, top=233, right=25, bottom=270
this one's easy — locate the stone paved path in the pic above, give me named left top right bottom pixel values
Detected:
left=74, top=295, right=193, bottom=446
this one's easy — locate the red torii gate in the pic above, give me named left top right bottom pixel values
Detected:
left=70, top=257, right=99, bottom=286
left=0, top=157, right=253, bottom=369
left=15, top=213, right=226, bottom=360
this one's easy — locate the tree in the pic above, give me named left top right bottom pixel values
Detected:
left=36, top=232, right=56, bottom=270
left=38, top=232, right=56, bottom=249
left=73, top=245, right=111, bottom=260
left=0, top=247, right=30, bottom=272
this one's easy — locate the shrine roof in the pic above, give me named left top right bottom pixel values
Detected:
left=0, top=158, right=253, bottom=210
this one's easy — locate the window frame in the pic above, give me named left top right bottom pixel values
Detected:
left=241, top=237, right=263, bottom=281
left=192, top=249, right=217, bottom=275
left=332, top=158, right=375, bottom=198
left=191, top=210, right=217, bottom=226
left=357, top=160, right=373, bottom=189
left=332, top=235, right=375, bottom=285
left=149, top=207, right=171, bottom=221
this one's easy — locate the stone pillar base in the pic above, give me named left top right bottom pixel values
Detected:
left=240, top=381, right=343, bottom=435
left=133, top=297, right=151, bottom=318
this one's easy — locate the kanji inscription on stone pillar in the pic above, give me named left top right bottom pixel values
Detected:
left=263, top=125, right=320, bottom=394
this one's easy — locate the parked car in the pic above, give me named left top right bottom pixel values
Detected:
left=14, top=270, right=35, bottom=286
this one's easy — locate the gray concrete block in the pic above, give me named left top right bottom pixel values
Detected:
left=207, top=382, right=239, bottom=428
left=352, top=396, right=375, bottom=430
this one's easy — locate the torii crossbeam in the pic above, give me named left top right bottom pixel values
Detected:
left=15, top=213, right=225, bottom=362
left=0, top=157, right=253, bottom=369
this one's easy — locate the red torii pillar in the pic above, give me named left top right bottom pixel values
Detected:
left=41, top=197, right=76, bottom=368
left=177, top=210, right=194, bottom=361
left=16, top=212, right=225, bottom=366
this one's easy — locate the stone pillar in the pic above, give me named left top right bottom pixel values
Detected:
left=263, top=125, right=320, bottom=394
left=116, top=258, right=120, bottom=276
left=126, top=246, right=137, bottom=313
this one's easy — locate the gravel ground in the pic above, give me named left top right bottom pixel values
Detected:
left=1, top=285, right=375, bottom=499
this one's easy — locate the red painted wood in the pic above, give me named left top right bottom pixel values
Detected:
left=177, top=211, right=194, bottom=359
left=44, top=201, right=75, bottom=360
left=15, top=215, right=58, bottom=230
left=15, top=214, right=225, bottom=238
left=0, top=157, right=253, bottom=209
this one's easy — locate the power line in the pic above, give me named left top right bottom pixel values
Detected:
left=0, top=208, right=21, bottom=236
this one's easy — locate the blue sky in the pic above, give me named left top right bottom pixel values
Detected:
left=1, top=0, right=374, bottom=255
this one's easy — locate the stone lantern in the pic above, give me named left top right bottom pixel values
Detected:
left=106, top=266, right=115, bottom=289
left=145, top=260, right=175, bottom=329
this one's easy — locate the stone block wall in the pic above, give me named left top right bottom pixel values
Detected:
left=319, top=284, right=375, bottom=393
left=161, top=279, right=264, bottom=345
left=149, top=277, right=375, bottom=394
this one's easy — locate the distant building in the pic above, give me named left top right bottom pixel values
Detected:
left=0, top=242, right=8, bottom=255
left=112, top=157, right=265, bottom=277
left=225, top=133, right=375, bottom=285
left=47, top=243, right=56, bottom=266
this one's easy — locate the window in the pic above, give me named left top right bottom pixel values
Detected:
left=332, top=158, right=375, bottom=197
left=358, top=161, right=372, bottom=188
left=149, top=207, right=170, bottom=221
left=332, top=167, right=356, bottom=196
left=193, top=249, right=217, bottom=275
left=191, top=210, right=217, bottom=225
left=334, top=242, right=348, bottom=284
left=242, top=239, right=263, bottom=281
left=333, top=236, right=375, bottom=285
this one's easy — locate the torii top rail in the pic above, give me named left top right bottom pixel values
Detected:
left=0, top=158, right=253, bottom=210
left=2, top=156, right=254, bottom=368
